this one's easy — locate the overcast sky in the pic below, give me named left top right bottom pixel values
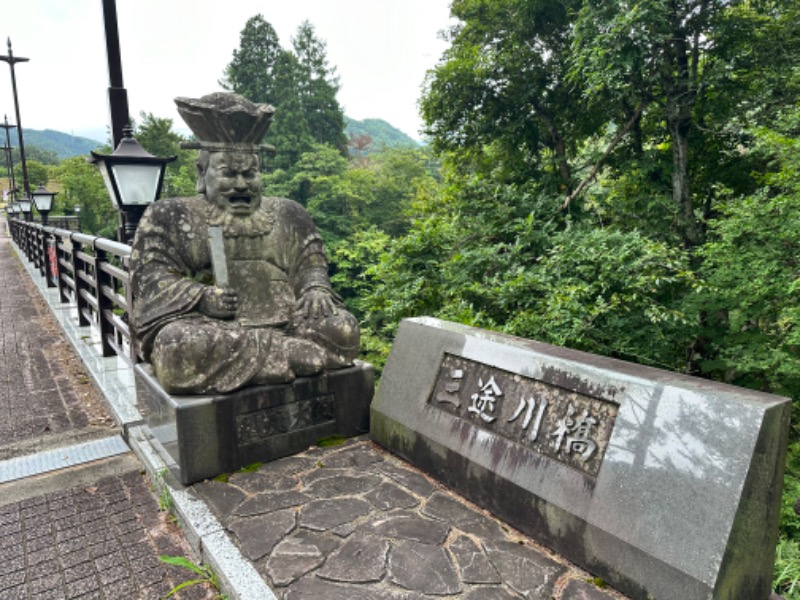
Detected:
left=0, top=0, right=455, bottom=143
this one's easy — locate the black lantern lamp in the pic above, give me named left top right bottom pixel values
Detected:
left=89, top=125, right=175, bottom=244
left=32, top=184, right=57, bottom=225
left=17, top=195, right=32, bottom=221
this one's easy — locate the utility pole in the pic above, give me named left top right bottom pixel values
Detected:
left=0, top=39, right=30, bottom=198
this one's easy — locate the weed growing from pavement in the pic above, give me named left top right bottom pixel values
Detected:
left=239, top=462, right=263, bottom=473
left=317, top=434, right=347, bottom=447
left=159, top=555, right=227, bottom=599
left=154, top=468, right=174, bottom=512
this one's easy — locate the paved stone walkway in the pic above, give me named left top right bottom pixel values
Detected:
left=0, top=239, right=112, bottom=456
left=0, top=471, right=215, bottom=599
left=195, top=437, right=625, bottom=600
left=0, top=225, right=217, bottom=600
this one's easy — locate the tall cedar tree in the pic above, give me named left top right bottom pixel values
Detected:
left=220, top=15, right=282, bottom=105
left=222, top=16, right=346, bottom=170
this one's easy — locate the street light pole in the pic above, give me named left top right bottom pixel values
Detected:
left=0, top=116, right=17, bottom=202
left=0, top=39, right=30, bottom=198
left=100, top=0, right=130, bottom=149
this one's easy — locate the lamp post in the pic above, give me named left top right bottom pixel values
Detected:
left=101, top=0, right=130, bottom=149
left=89, top=126, right=175, bottom=244
left=32, top=184, right=57, bottom=225
left=0, top=39, right=30, bottom=199
left=0, top=116, right=17, bottom=201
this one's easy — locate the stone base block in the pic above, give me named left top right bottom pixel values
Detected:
left=371, top=317, right=790, bottom=600
left=135, top=361, right=373, bottom=484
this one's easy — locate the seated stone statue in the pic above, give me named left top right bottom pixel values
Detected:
left=130, top=92, right=359, bottom=394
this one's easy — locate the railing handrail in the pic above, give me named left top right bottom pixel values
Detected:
left=7, top=216, right=136, bottom=364
left=95, top=236, right=131, bottom=257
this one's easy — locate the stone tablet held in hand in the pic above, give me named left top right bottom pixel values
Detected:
left=371, top=317, right=790, bottom=600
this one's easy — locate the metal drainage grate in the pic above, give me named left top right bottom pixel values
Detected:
left=0, top=435, right=130, bottom=483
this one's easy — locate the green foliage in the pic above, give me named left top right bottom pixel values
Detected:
left=135, top=112, right=197, bottom=197
left=55, top=156, right=117, bottom=238
left=316, top=434, right=347, bottom=447
left=220, top=14, right=282, bottom=105
left=345, top=117, right=419, bottom=155
left=158, top=555, right=224, bottom=598
left=15, top=159, right=48, bottom=189
left=17, top=144, right=59, bottom=166
left=776, top=437, right=800, bottom=599
left=292, top=21, right=347, bottom=153
left=224, top=16, right=346, bottom=172
left=697, top=109, right=800, bottom=398
left=421, top=0, right=588, bottom=191
left=239, top=462, right=263, bottom=473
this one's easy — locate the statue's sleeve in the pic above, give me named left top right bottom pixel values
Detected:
left=130, top=200, right=207, bottom=358
left=281, top=200, right=339, bottom=300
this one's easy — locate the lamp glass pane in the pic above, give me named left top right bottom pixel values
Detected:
left=33, top=193, right=54, bottom=211
left=18, top=199, right=32, bottom=212
left=111, top=164, right=161, bottom=206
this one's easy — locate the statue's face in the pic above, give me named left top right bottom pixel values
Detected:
left=203, top=152, right=262, bottom=216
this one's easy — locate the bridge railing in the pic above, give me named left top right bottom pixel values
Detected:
left=8, top=217, right=136, bottom=364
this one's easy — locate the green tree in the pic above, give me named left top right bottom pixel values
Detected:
left=268, top=51, right=315, bottom=171
left=223, top=16, right=347, bottom=172
left=135, top=112, right=197, bottom=197
left=697, top=108, right=800, bottom=399
left=420, top=0, right=589, bottom=194
left=55, top=156, right=117, bottom=238
left=220, top=14, right=282, bottom=105
left=292, top=21, right=347, bottom=152
left=14, top=160, right=48, bottom=190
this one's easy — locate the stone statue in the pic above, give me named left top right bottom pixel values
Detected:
left=130, top=92, right=360, bottom=395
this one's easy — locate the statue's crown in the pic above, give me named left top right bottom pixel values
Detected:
left=175, top=92, right=275, bottom=153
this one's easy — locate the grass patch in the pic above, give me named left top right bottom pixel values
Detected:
left=317, top=434, right=348, bottom=447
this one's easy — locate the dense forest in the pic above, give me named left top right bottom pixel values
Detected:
left=14, top=2, right=800, bottom=595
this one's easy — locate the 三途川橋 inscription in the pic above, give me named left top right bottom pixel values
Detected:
left=429, top=354, right=618, bottom=476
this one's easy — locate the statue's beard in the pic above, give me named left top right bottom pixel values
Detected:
left=205, top=196, right=275, bottom=238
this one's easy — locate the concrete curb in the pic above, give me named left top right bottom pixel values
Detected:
left=129, top=425, right=276, bottom=600
left=12, top=238, right=275, bottom=600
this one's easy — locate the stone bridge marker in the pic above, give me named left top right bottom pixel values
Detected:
left=371, top=317, right=790, bottom=600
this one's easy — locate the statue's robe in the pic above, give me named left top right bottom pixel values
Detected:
left=130, top=195, right=359, bottom=394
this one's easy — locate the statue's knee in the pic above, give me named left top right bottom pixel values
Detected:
left=151, top=322, right=210, bottom=393
left=298, top=310, right=360, bottom=366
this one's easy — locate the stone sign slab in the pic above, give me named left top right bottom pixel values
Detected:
left=136, top=361, right=373, bottom=484
left=370, top=317, right=790, bottom=600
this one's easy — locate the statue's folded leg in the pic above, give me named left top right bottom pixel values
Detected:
left=151, top=317, right=294, bottom=394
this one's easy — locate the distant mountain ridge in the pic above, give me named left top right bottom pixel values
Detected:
left=13, top=118, right=416, bottom=162
left=345, top=117, right=419, bottom=152
left=8, top=129, right=103, bottom=160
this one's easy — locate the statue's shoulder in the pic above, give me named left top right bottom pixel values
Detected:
left=262, top=196, right=315, bottom=225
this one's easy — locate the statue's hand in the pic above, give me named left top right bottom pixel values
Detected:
left=296, top=288, right=337, bottom=320
left=199, top=286, right=238, bottom=319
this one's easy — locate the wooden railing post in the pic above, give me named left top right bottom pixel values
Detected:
left=56, top=230, right=71, bottom=304
left=94, top=241, right=116, bottom=357
left=71, top=233, right=91, bottom=328
left=42, top=227, right=55, bottom=288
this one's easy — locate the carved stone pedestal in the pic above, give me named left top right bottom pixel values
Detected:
left=135, top=362, right=374, bottom=484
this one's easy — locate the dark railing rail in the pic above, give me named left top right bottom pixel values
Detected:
left=8, top=217, right=135, bottom=364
